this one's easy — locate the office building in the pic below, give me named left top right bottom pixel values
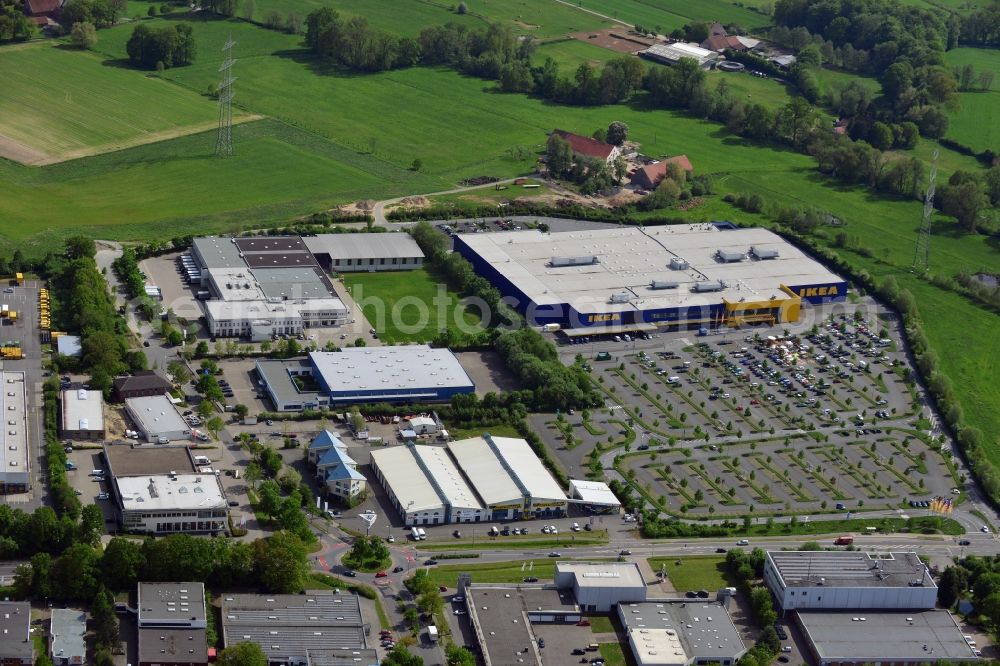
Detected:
left=60, top=389, right=105, bottom=440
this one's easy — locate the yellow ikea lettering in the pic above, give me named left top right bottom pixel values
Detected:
left=798, top=286, right=839, bottom=298
left=588, top=313, right=621, bottom=323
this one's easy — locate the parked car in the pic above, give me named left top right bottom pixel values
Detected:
left=548, top=552, right=561, bottom=557
left=523, top=577, right=539, bottom=583
left=375, top=571, right=388, bottom=578
left=344, top=570, right=357, bottom=577
left=392, top=566, right=404, bottom=573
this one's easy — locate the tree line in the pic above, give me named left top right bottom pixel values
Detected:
left=937, top=555, right=1000, bottom=629
left=0, top=0, right=33, bottom=42
left=126, top=21, right=195, bottom=69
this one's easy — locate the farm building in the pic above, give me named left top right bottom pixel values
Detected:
left=0, top=372, right=29, bottom=494
left=764, top=551, right=937, bottom=611
left=447, top=434, right=568, bottom=520
left=24, top=0, right=62, bottom=25
left=60, top=388, right=105, bottom=440
left=793, top=610, right=978, bottom=665
left=454, top=225, right=846, bottom=332
left=124, top=395, right=190, bottom=442
left=370, top=443, right=487, bottom=525
left=640, top=42, right=718, bottom=69
left=304, top=232, right=424, bottom=273
left=114, top=370, right=172, bottom=401
left=551, top=130, right=621, bottom=164
left=0, top=602, right=32, bottom=665
left=631, top=155, right=694, bottom=190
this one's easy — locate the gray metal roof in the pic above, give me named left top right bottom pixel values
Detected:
left=192, top=237, right=245, bottom=269
left=138, top=583, right=207, bottom=626
left=138, top=627, right=208, bottom=664
left=618, top=600, right=747, bottom=663
left=50, top=609, right=87, bottom=663
left=125, top=395, right=189, bottom=437
left=256, top=359, right=318, bottom=406
left=307, top=648, right=380, bottom=666
left=767, top=551, right=936, bottom=589
left=796, top=610, right=978, bottom=661
left=0, top=602, right=32, bottom=661
left=253, top=267, right=332, bottom=300
left=221, top=592, right=366, bottom=660
left=468, top=586, right=577, bottom=666
left=309, top=346, right=474, bottom=396
left=104, top=444, right=196, bottom=477
left=304, top=233, right=424, bottom=261
left=60, top=389, right=104, bottom=433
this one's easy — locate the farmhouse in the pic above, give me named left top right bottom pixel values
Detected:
left=304, top=232, right=424, bottom=273
left=640, top=43, right=718, bottom=69
left=454, top=224, right=846, bottom=332
left=60, top=388, right=105, bottom=441
left=631, top=155, right=694, bottom=190
left=24, top=0, right=62, bottom=25
left=552, top=130, right=621, bottom=164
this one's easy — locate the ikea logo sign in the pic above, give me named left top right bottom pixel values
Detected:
left=798, top=286, right=839, bottom=298
left=588, top=313, right=621, bottom=323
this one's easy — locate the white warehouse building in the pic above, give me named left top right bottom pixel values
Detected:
left=124, top=395, right=191, bottom=442
left=764, top=551, right=937, bottom=612
left=555, top=562, right=647, bottom=612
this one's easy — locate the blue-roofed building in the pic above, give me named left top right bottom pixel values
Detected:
left=309, top=431, right=366, bottom=502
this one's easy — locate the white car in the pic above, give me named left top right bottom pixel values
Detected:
left=737, top=539, right=750, bottom=546
left=541, top=526, right=551, bottom=534
left=97, top=493, right=109, bottom=500
left=453, top=596, right=464, bottom=603
left=453, top=609, right=466, bottom=615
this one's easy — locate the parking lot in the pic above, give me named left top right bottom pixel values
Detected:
left=539, top=310, right=960, bottom=519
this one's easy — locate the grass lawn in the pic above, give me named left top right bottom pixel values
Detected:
left=586, top=0, right=771, bottom=32
left=341, top=267, right=482, bottom=343
left=647, top=556, right=734, bottom=592
left=448, top=424, right=523, bottom=439
left=588, top=615, right=616, bottom=633
left=533, top=38, right=618, bottom=70
left=0, top=42, right=220, bottom=160
left=248, top=0, right=610, bottom=37
left=598, top=643, right=629, bottom=666
left=709, top=70, right=798, bottom=112
left=421, top=531, right=609, bottom=551
left=944, top=48, right=1000, bottom=154
left=424, top=558, right=612, bottom=587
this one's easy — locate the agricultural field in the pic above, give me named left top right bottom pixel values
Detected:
left=584, top=0, right=772, bottom=32
left=341, top=268, right=482, bottom=343
left=708, top=70, right=797, bottom=111
left=250, top=0, right=611, bottom=37
left=0, top=42, right=222, bottom=163
left=533, top=38, right=618, bottom=69
left=944, top=48, right=1000, bottom=154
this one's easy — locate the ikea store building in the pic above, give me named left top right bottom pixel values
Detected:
left=454, top=224, right=847, bottom=332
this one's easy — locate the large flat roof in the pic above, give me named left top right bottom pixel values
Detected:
left=619, top=601, right=746, bottom=663
left=306, top=649, right=380, bottom=666
left=796, top=610, right=978, bottom=661
left=60, top=389, right=104, bottom=433
left=125, top=395, right=189, bottom=436
left=256, top=359, right=318, bottom=406
left=0, top=602, right=31, bottom=661
left=447, top=435, right=566, bottom=505
left=0, top=372, right=29, bottom=484
left=468, top=586, right=577, bottom=666
left=253, top=267, right=333, bottom=300
left=104, top=444, right=196, bottom=477
left=221, top=592, right=366, bottom=659
left=309, top=346, right=474, bottom=396
left=50, top=609, right=87, bottom=663
left=117, top=474, right=226, bottom=512
left=304, top=233, right=424, bottom=260
left=559, top=562, right=645, bottom=589
left=205, top=298, right=347, bottom=323
left=234, top=237, right=309, bottom=254
left=767, top=551, right=935, bottom=589
left=138, top=583, right=207, bottom=625
left=569, top=479, right=621, bottom=506
left=371, top=444, right=483, bottom=513
left=457, top=226, right=843, bottom=315
left=138, top=627, right=208, bottom=665
left=192, top=237, right=246, bottom=269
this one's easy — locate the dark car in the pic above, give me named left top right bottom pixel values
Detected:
left=778, top=657, right=790, bottom=663
left=523, top=577, right=539, bottom=583
left=227, top=500, right=239, bottom=507
left=715, top=547, right=727, bottom=553
left=343, top=570, right=357, bottom=577
left=424, top=559, right=438, bottom=566
left=959, top=539, right=971, bottom=546
left=392, top=566, right=404, bottom=573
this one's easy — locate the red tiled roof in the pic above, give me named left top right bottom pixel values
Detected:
left=631, top=155, right=694, bottom=189
left=25, top=0, right=61, bottom=16
left=710, top=22, right=728, bottom=37
left=552, top=130, right=617, bottom=161
left=701, top=35, right=746, bottom=52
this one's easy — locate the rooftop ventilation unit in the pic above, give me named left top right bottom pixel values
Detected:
left=669, top=257, right=688, bottom=270
left=715, top=249, right=745, bottom=263
left=692, top=280, right=725, bottom=293
left=550, top=256, right=598, bottom=267
left=609, top=291, right=631, bottom=304
left=750, top=246, right=779, bottom=260
left=650, top=280, right=679, bottom=290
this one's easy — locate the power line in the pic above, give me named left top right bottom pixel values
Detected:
left=215, top=35, right=236, bottom=158
left=912, top=149, right=938, bottom=272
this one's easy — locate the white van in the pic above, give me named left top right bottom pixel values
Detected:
left=667, top=376, right=680, bottom=384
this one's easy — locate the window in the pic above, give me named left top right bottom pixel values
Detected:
left=392, top=258, right=397, bottom=265
left=380, top=258, right=385, bottom=265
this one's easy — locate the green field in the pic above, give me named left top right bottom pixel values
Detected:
left=709, top=70, right=797, bottom=111
left=598, top=643, right=629, bottom=666
left=423, top=560, right=562, bottom=587
left=250, top=0, right=610, bottom=37
left=0, top=42, right=220, bottom=160
left=341, top=268, right=482, bottom=343
left=647, top=556, right=734, bottom=592
left=944, top=48, right=1000, bottom=153
left=533, top=38, right=617, bottom=69
left=584, top=0, right=772, bottom=32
